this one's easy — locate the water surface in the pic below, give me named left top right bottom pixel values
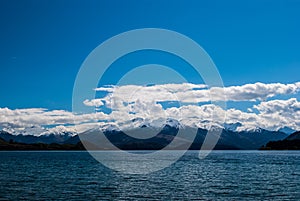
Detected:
left=0, top=151, right=299, bottom=200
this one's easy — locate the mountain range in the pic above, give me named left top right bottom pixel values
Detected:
left=0, top=120, right=294, bottom=150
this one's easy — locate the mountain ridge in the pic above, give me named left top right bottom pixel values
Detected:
left=0, top=123, right=290, bottom=150
left=260, top=131, right=300, bottom=150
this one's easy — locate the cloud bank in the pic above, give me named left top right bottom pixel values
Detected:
left=90, top=82, right=300, bottom=104
left=0, top=82, right=299, bottom=135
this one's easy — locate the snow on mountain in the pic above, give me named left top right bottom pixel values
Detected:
left=1, top=125, right=76, bottom=137
left=3, top=125, right=47, bottom=136
left=40, top=126, right=77, bottom=136
left=165, top=118, right=181, bottom=128
left=224, top=122, right=242, bottom=132
left=99, top=123, right=120, bottom=132
left=0, top=116, right=297, bottom=137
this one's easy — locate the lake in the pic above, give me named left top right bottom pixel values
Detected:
left=0, top=151, right=299, bottom=200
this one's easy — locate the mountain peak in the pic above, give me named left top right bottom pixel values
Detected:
left=278, top=126, right=296, bottom=135
left=224, top=122, right=242, bottom=132
left=165, top=118, right=181, bottom=129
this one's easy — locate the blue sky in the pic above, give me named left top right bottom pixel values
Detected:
left=0, top=0, right=300, bottom=111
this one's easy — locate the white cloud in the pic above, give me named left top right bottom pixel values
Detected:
left=222, top=82, right=300, bottom=101
left=0, top=107, right=111, bottom=135
left=253, top=98, right=300, bottom=130
left=82, top=82, right=300, bottom=131
left=94, top=83, right=207, bottom=93
left=83, top=99, right=104, bottom=107
left=254, top=98, right=300, bottom=114
left=90, top=82, right=300, bottom=106
left=1, top=82, right=300, bottom=135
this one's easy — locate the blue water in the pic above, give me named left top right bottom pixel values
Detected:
left=0, top=151, right=299, bottom=200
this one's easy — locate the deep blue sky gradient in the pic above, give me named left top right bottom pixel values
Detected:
left=0, top=0, right=299, bottom=110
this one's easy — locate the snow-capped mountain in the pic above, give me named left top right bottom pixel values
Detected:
left=224, top=122, right=242, bottom=132
left=0, top=117, right=296, bottom=150
left=2, top=125, right=47, bottom=136
left=165, top=118, right=182, bottom=129
left=1, top=124, right=76, bottom=137
left=0, top=130, right=75, bottom=144
left=0, top=124, right=77, bottom=144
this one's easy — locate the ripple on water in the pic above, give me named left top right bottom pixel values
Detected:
left=0, top=151, right=299, bottom=200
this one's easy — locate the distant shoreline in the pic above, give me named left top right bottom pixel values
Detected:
left=1, top=136, right=299, bottom=151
